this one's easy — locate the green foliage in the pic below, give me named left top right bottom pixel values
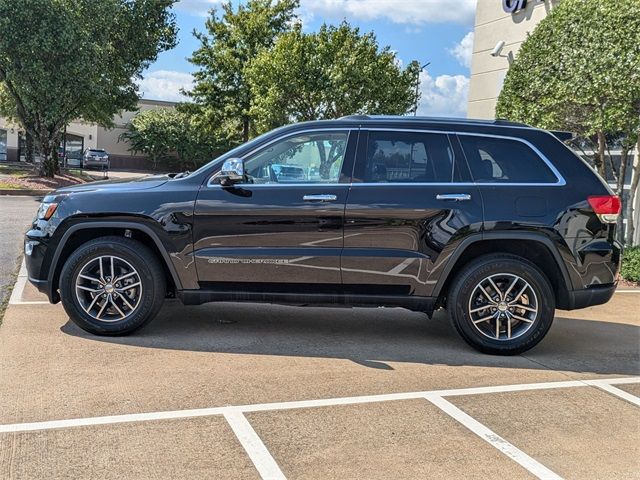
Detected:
left=496, top=0, right=640, bottom=246
left=122, top=108, right=218, bottom=171
left=496, top=0, right=640, bottom=139
left=621, top=247, right=640, bottom=283
left=247, top=23, right=420, bottom=134
left=0, top=0, right=177, bottom=177
left=187, top=0, right=299, bottom=146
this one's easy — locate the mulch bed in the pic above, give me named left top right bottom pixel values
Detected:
left=0, top=172, right=88, bottom=190
left=618, top=277, right=640, bottom=289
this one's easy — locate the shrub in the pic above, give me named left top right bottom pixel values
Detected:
left=621, top=247, right=640, bottom=283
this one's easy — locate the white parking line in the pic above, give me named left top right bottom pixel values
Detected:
left=1, top=378, right=638, bottom=480
left=586, top=381, right=640, bottom=407
left=1, top=377, right=637, bottom=434
left=426, top=395, right=562, bottom=480
left=224, top=411, right=286, bottom=480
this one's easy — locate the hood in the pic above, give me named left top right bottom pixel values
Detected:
left=54, top=174, right=170, bottom=195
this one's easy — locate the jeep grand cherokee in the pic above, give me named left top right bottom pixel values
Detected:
left=24, top=116, right=622, bottom=355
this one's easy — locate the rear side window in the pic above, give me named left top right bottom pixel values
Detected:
left=459, top=135, right=558, bottom=184
left=362, top=131, right=462, bottom=183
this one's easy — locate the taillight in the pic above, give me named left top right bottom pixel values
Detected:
left=587, top=195, right=621, bottom=224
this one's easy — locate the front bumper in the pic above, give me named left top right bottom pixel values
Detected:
left=24, top=235, right=58, bottom=303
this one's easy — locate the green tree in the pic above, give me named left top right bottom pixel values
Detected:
left=496, top=0, right=640, bottom=245
left=0, top=0, right=177, bottom=177
left=247, top=23, right=420, bottom=135
left=186, top=0, right=299, bottom=147
left=123, top=108, right=218, bottom=171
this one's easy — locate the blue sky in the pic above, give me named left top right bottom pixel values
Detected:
left=138, top=0, right=477, bottom=116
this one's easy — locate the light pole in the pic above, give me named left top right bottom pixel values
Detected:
left=414, top=62, right=430, bottom=116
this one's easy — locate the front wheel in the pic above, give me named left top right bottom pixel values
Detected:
left=60, top=236, right=166, bottom=335
left=448, top=254, right=555, bottom=355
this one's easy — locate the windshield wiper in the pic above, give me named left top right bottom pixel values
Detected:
left=172, top=170, right=191, bottom=179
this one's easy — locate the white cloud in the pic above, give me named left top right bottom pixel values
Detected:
left=449, top=31, right=474, bottom=68
left=416, top=70, right=469, bottom=117
left=300, top=0, right=477, bottom=25
left=138, top=70, right=194, bottom=102
left=174, top=0, right=222, bottom=17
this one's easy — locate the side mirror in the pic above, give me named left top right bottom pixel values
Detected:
left=218, top=158, right=244, bottom=186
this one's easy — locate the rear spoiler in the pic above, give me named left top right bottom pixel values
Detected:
left=549, top=130, right=575, bottom=142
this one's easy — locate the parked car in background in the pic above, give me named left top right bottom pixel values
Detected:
left=82, top=148, right=109, bottom=170
left=24, top=116, right=621, bottom=355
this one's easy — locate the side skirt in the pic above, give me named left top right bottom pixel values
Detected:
left=177, top=290, right=436, bottom=314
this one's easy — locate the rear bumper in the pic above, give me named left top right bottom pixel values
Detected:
left=565, top=283, right=617, bottom=310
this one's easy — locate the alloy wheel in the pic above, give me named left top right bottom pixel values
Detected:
left=467, top=273, right=538, bottom=341
left=74, top=255, right=142, bottom=322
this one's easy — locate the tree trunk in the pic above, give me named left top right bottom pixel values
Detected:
left=616, top=146, right=630, bottom=244
left=38, top=138, right=59, bottom=178
left=626, top=134, right=640, bottom=246
left=596, top=131, right=607, bottom=177
left=25, top=132, right=34, bottom=163
left=242, top=117, right=250, bottom=143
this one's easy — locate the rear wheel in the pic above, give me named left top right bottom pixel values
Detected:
left=448, top=254, right=555, bottom=355
left=60, top=236, right=165, bottom=335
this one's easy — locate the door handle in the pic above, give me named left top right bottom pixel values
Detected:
left=436, top=193, right=471, bottom=201
left=303, top=194, right=337, bottom=202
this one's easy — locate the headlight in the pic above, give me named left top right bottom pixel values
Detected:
left=37, top=201, right=58, bottom=220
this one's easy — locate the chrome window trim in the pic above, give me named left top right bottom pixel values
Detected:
left=363, top=128, right=566, bottom=187
left=206, top=126, right=566, bottom=188
left=207, top=128, right=354, bottom=188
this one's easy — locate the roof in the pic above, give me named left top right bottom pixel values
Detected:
left=338, top=114, right=531, bottom=128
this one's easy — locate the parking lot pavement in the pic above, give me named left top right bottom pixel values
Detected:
left=1, top=269, right=639, bottom=479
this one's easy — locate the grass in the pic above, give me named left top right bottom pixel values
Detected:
left=0, top=181, right=21, bottom=190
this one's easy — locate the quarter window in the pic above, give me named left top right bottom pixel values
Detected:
left=459, top=135, right=558, bottom=184
left=362, top=131, right=459, bottom=183
left=243, top=131, right=349, bottom=184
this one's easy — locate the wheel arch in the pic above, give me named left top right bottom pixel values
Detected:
left=433, top=232, right=574, bottom=310
left=47, top=221, right=182, bottom=302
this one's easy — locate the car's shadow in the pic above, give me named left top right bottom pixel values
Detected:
left=61, top=300, right=640, bottom=376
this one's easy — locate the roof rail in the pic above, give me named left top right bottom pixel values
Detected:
left=339, top=114, right=371, bottom=120
left=336, top=114, right=530, bottom=128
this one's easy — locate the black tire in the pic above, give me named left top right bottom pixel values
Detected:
left=448, top=253, right=555, bottom=355
left=60, top=236, right=166, bottom=335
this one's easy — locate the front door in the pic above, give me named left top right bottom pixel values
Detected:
left=342, top=129, right=484, bottom=297
left=193, top=129, right=357, bottom=291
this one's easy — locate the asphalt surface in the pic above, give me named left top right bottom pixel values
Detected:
left=1, top=273, right=639, bottom=479
left=0, top=196, right=40, bottom=306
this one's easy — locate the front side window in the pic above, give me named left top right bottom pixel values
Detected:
left=243, top=131, right=349, bottom=184
left=361, top=131, right=459, bottom=183
left=459, top=135, right=558, bottom=184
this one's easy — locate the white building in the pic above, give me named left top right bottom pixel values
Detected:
left=0, top=99, right=176, bottom=170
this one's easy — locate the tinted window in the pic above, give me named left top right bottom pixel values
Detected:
left=363, top=131, right=459, bottom=183
left=459, top=135, right=557, bottom=184
left=243, top=131, right=348, bottom=184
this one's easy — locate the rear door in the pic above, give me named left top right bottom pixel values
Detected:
left=193, top=128, right=356, bottom=290
left=342, top=128, right=484, bottom=297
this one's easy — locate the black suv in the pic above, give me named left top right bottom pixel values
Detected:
left=24, top=116, right=622, bottom=355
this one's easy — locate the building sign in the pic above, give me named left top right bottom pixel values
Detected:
left=503, top=0, right=527, bottom=13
